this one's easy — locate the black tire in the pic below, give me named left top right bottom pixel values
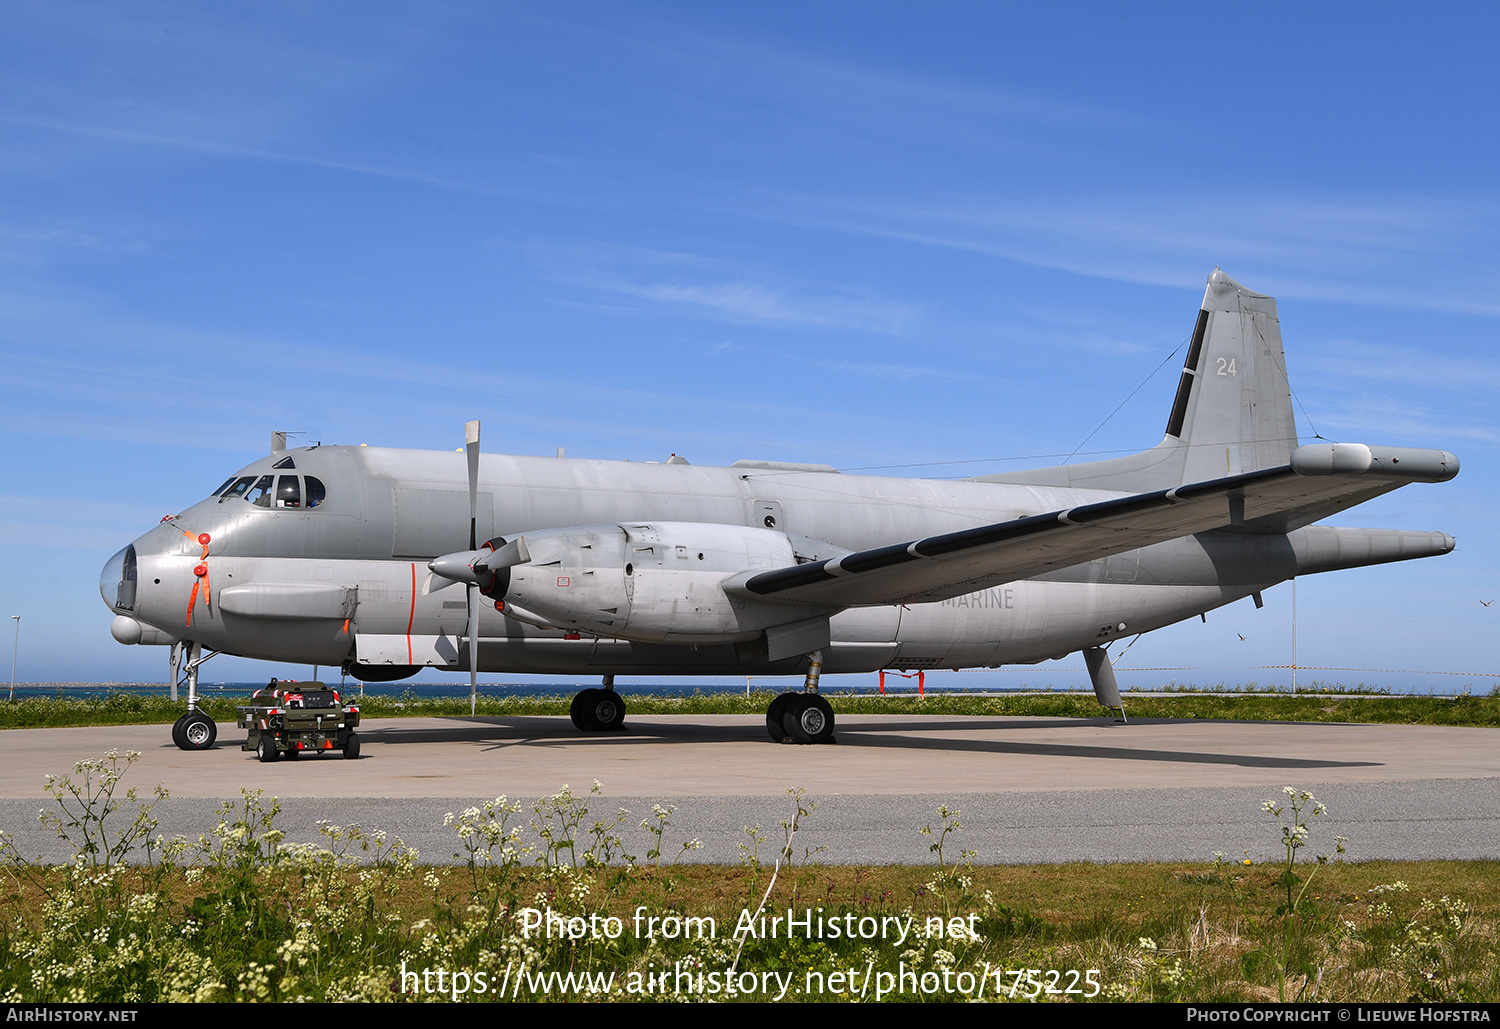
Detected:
left=171, top=714, right=189, bottom=750
left=570, top=689, right=600, bottom=731
left=766, top=692, right=796, bottom=742
left=181, top=712, right=217, bottom=751
left=591, top=691, right=626, bottom=731
left=343, top=733, right=361, bottom=760
left=782, top=694, right=835, bottom=745
left=256, top=735, right=279, bottom=763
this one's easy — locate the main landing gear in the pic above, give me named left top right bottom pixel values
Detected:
left=169, top=640, right=220, bottom=751
left=570, top=675, right=626, bottom=732
left=766, top=649, right=835, bottom=744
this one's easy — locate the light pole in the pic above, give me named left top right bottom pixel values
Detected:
left=9, top=616, right=18, bottom=701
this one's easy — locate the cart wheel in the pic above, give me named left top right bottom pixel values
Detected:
left=343, top=733, right=361, bottom=760
left=257, top=735, right=279, bottom=763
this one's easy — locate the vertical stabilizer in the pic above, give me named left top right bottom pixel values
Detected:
left=1170, top=268, right=1298, bottom=483
left=974, top=269, right=1299, bottom=492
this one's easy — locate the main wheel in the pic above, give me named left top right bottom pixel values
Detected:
left=180, top=712, right=217, bottom=751
left=256, top=735, right=279, bottom=763
left=781, top=694, right=835, bottom=745
left=766, top=692, right=796, bottom=743
left=590, top=691, right=626, bottom=731
left=570, top=689, right=600, bottom=731
left=343, top=733, right=361, bottom=760
left=171, top=714, right=189, bottom=749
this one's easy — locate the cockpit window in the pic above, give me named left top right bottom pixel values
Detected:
left=248, top=475, right=275, bottom=508
left=211, top=476, right=238, bottom=497
left=276, top=476, right=301, bottom=509
left=272, top=456, right=296, bottom=470
left=215, top=472, right=327, bottom=510
left=220, top=476, right=256, bottom=502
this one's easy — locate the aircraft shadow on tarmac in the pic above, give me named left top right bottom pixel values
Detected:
left=348, top=715, right=1382, bottom=771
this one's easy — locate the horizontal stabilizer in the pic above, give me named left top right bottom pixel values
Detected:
left=727, top=443, right=1457, bottom=607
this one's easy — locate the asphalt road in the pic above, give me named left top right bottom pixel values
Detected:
left=2, top=712, right=1496, bottom=865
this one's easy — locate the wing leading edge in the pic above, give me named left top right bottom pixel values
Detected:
left=727, top=443, right=1457, bottom=608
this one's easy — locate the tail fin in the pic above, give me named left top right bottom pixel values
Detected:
left=976, top=268, right=1299, bottom=492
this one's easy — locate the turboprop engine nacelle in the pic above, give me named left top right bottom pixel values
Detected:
left=496, top=521, right=841, bottom=643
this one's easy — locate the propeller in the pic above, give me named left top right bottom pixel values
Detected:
left=465, top=420, right=480, bottom=716
left=429, top=421, right=534, bottom=714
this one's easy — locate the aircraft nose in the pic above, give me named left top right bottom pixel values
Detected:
left=100, top=544, right=138, bottom=613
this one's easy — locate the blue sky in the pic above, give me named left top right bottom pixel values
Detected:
left=2, top=2, right=1495, bottom=690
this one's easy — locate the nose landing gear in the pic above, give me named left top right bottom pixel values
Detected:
left=169, top=641, right=220, bottom=751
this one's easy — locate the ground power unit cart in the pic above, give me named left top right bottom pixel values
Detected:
left=238, top=680, right=362, bottom=762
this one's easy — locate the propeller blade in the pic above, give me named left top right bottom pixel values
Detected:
left=466, top=420, right=480, bottom=552
left=467, top=582, right=478, bottom=716
left=421, top=570, right=461, bottom=595
left=475, top=535, right=531, bottom=572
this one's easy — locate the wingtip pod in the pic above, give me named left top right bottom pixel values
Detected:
left=1290, top=443, right=1459, bottom=482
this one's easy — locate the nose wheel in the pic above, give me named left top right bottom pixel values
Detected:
left=173, top=711, right=218, bottom=751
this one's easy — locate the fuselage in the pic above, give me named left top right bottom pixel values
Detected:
left=98, top=443, right=1425, bottom=679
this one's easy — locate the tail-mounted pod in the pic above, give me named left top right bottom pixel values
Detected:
left=1290, top=443, right=1459, bottom=482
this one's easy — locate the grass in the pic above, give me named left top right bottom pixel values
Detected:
left=4, top=688, right=1500, bottom=729
left=5, top=856, right=1499, bottom=1002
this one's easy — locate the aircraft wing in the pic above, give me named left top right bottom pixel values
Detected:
left=727, top=443, right=1458, bottom=607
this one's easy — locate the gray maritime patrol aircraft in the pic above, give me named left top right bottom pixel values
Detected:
left=100, top=270, right=1459, bottom=751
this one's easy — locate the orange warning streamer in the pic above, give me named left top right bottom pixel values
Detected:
left=183, top=531, right=212, bottom=626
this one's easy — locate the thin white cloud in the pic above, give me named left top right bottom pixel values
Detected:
left=1303, top=339, right=1500, bottom=393
left=4, top=116, right=491, bottom=196
left=820, top=360, right=958, bottom=382
left=1311, top=394, right=1499, bottom=445
left=775, top=193, right=1500, bottom=318
left=598, top=276, right=918, bottom=333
